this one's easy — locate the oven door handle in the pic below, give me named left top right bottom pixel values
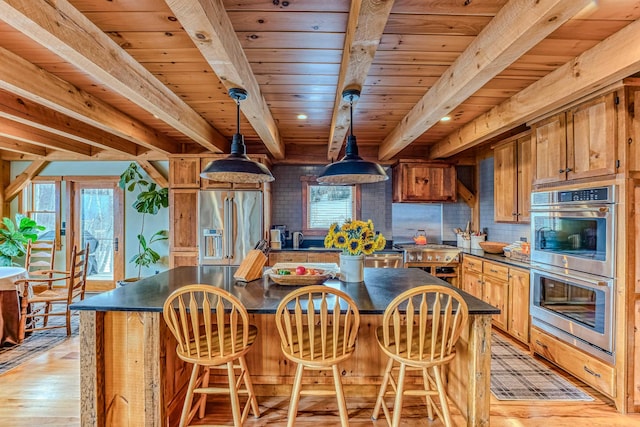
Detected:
left=531, top=206, right=611, bottom=214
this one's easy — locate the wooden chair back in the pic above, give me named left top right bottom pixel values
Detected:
left=66, top=243, right=89, bottom=304
left=25, top=240, right=55, bottom=274
left=381, top=285, right=468, bottom=364
left=275, top=285, right=360, bottom=364
left=162, top=284, right=253, bottom=363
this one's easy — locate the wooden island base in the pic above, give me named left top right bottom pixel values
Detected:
left=80, top=310, right=492, bottom=427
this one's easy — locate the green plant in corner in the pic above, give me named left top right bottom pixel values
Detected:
left=0, top=214, right=45, bottom=266
left=119, top=163, right=169, bottom=278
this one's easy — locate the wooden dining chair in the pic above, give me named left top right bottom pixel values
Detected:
left=162, top=284, right=260, bottom=427
left=16, top=243, right=89, bottom=337
left=372, top=285, right=469, bottom=427
left=275, top=285, right=360, bottom=427
left=24, top=240, right=56, bottom=324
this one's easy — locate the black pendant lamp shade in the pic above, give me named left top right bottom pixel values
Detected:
left=317, top=89, right=388, bottom=185
left=200, top=88, right=275, bottom=184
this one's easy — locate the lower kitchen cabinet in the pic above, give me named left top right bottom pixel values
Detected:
left=268, top=251, right=339, bottom=266
left=461, top=255, right=530, bottom=344
left=531, top=327, right=615, bottom=397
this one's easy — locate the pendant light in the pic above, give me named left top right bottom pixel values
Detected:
left=200, top=88, right=275, bottom=183
left=317, top=89, right=388, bottom=185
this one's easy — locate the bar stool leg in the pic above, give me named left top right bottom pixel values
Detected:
left=198, top=367, right=210, bottom=419
left=239, top=355, right=260, bottom=418
left=287, top=363, right=305, bottom=427
left=422, top=367, right=435, bottom=420
left=332, top=364, right=349, bottom=427
left=227, top=361, right=242, bottom=427
left=392, top=363, right=407, bottom=427
left=372, top=357, right=393, bottom=420
left=180, top=363, right=200, bottom=427
left=433, top=365, right=452, bottom=427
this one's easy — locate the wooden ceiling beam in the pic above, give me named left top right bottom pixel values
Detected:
left=327, top=0, right=395, bottom=160
left=0, top=136, right=48, bottom=157
left=0, top=47, right=175, bottom=155
left=165, top=0, right=285, bottom=159
left=137, top=160, right=169, bottom=189
left=5, top=159, right=48, bottom=201
left=0, top=90, right=140, bottom=157
left=377, top=0, right=592, bottom=160
left=0, top=0, right=229, bottom=154
left=0, top=118, right=94, bottom=157
left=429, top=17, right=640, bottom=159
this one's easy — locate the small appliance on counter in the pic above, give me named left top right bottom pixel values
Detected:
left=292, top=231, right=304, bottom=249
left=270, top=229, right=283, bottom=250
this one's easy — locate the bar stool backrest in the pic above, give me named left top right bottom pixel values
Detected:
left=381, top=285, right=469, bottom=364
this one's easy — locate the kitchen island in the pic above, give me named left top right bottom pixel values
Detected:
left=72, top=266, right=497, bottom=426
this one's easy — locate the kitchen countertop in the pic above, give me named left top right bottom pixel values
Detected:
left=71, top=266, right=498, bottom=315
left=270, top=247, right=403, bottom=254
left=461, top=249, right=531, bottom=269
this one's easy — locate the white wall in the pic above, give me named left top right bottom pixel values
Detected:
left=9, top=160, right=170, bottom=279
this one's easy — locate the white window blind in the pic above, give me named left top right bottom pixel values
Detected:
left=308, top=185, right=354, bottom=229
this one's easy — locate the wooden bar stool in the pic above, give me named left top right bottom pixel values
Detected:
left=372, top=285, right=469, bottom=427
left=275, top=285, right=360, bottom=427
left=162, top=284, right=260, bottom=427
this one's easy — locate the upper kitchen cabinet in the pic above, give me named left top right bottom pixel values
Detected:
left=169, top=157, right=201, bottom=188
left=494, top=132, right=532, bottom=223
left=532, top=92, right=618, bottom=185
left=392, top=160, right=456, bottom=203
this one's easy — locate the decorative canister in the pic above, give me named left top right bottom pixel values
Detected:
left=339, top=254, right=365, bottom=283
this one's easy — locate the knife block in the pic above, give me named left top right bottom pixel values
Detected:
left=234, top=249, right=268, bottom=282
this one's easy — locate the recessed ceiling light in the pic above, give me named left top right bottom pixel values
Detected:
left=440, top=116, right=451, bottom=122
left=297, top=114, right=308, bottom=120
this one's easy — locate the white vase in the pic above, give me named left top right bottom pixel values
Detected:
left=340, top=254, right=365, bottom=283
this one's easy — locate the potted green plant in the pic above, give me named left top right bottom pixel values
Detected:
left=0, top=214, right=44, bottom=266
left=118, top=163, right=169, bottom=282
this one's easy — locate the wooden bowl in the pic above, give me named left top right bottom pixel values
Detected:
left=478, top=241, right=509, bottom=254
left=268, top=269, right=332, bottom=286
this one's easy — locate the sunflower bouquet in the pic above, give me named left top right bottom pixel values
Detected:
left=324, top=219, right=386, bottom=256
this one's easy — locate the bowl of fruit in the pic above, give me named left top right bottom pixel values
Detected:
left=267, top=264, right=335, bottom=286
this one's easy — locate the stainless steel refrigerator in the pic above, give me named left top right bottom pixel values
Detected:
left=199, top=190, right=264, bottom=265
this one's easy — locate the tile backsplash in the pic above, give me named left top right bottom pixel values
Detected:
left=270, top=165, right=392, bottom=240
left=270, top=159, right=529, bottom=246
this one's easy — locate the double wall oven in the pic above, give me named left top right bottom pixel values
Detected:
left=530, top=185, right=616, bottom=363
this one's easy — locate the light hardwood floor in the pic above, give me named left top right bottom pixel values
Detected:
left=1, top=335, right=640, bottom=426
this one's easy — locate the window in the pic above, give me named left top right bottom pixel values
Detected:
left=301, top=176, right=360, bottom=235
left=25, top=178, right=62, bottom=249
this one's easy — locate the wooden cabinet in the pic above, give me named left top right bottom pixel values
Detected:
left=494, top=132, right=532, bottom=223
left=482, top=262, right=509, bottom=331
left=268, top=251, right=340, bottom=266
left=169, top=157, right=201, bottom=188
left=268, top=252, right=308, bottom=266
left=392, top=160, right=456, bottom=202
left=531, top=327, right=615, bottom=397
left=532, top=92, right=618, bottom=185
left=461, top=255, right=530, bottom=344
left=508, top=268, right=530, bottom=343
left=169, top=189, right=198, bottom=254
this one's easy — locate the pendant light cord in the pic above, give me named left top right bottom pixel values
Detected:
left=235, top=96, right=241, bottom=135
left=349, top=93, right=354, bottom=137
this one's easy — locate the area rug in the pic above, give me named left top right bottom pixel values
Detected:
left=491, top=333, right=594, bottom=401
left=0, top=313, right=79, bottom=375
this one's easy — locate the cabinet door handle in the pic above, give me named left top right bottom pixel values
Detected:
left=566, top=167, right=573, bottom=172
left=512, top=212, right=517, bottom=216
left=415, top=177, right=429, bottom=184
left=583, top=366, right=601, bottom=378
left=535, top=339, right=548, bottom=349
left=559, top=169, right=565, bottom=173
left=489, top=269, right=499, bottom=273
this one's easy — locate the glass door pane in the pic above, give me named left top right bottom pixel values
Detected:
left=80, top=188, right=114, bottom=281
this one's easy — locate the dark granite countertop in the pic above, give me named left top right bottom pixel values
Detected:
left=72, top=266, right=498, bottom=315
left=270, top=248, right=403, bottom=254
left=461, top=249, right=530, bottom=269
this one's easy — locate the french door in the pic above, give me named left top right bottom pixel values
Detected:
left=68, top=179, right=124, bottom=291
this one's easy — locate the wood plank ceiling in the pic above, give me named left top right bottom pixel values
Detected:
left=0, top=0, right=638, bottom=164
